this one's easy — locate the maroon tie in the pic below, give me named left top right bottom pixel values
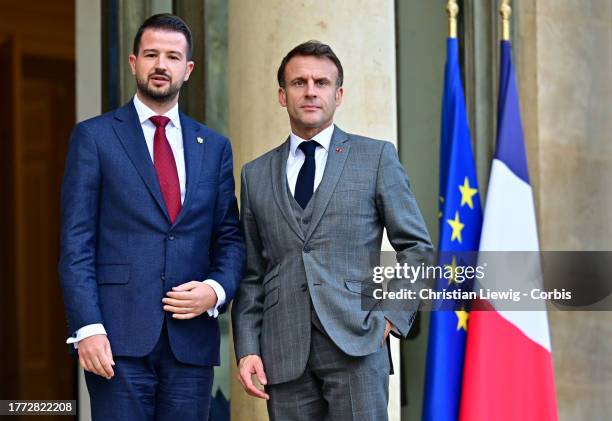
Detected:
left=150, top=115, right=181, bottom=223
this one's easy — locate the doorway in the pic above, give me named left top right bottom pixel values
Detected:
left=0, top=2, right=76, bottom=418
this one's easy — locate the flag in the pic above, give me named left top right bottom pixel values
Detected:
left=458, top=40, right=558, bottom=420
left=422, top=36, right=483, bottom=421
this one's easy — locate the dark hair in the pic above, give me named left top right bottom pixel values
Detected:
left=277, top=40, right=343, bottom=88
left=133, top=13, right=193, bottom=60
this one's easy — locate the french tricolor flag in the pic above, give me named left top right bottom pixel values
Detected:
left=459, top=41, right=558, bottom=420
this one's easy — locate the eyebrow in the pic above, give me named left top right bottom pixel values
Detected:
left=141, top=49, right=183, bottom=57
left=290, top=76, right=332, bottom=83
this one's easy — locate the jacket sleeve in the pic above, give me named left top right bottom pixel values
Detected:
left=375, top=141, right=434, bottom=337
left=58, top=122, right=104, bottom=335
left=231, top=166, right=266, bottom=360
left=206, top=139, right=246, bottom=312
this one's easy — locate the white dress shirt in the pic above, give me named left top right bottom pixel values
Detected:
left=67, top=94, right=225, bottom=348
left=286, top=123, right=335, bottom=195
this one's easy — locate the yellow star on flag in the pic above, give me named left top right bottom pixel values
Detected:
left=446, top=211, right=464, bottom=243
left=455, top=308, right=469, bottom=331
left=459, top=177, right=478, bottom=209
left=444, top=256, right=458, bottom=285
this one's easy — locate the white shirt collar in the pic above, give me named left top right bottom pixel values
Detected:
left=133, top=93, right=181, bottom=129
left=289, top=124, right=335, bottom=157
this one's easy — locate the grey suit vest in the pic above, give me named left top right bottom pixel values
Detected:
left=286, top=183, right=327, bottom=334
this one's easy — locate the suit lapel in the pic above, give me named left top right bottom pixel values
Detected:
left=270, top=139, right=305, bottom=241
left=112, top=101, right=170, bottom=221
left=304, top=127, right=350, bottom=242
left=171, top=112, right=202, bottom=227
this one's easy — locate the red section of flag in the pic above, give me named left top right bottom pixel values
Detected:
left=459, top=307, right=558, bottom=421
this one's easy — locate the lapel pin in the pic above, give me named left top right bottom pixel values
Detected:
left=197, top=136, right=204, bottom=144
left=336, top=147, right=343, bottom=153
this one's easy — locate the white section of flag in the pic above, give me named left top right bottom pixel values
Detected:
left=479, top=159, right=539, bottom=251
left=478, top=158, right=552, bottom=352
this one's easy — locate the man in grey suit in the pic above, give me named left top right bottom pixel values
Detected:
left=232, top=40, right=432, bottom=420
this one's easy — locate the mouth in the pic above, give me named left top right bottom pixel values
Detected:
left=149, top=74, right=170, bottom=86
left=301, top=105, right=321, bottom=111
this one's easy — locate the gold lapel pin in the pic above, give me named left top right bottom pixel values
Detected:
left=197, top=136, right=204, bottom=144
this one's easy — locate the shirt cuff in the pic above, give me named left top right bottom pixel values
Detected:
left=66, top=323, right=107, bottom=349
left=202, top=279, right=226, bottom=318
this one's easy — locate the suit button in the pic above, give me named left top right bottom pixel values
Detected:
left=168, top=234, right=175, bottom=240
left=303, top=246, right=311, bottom=253
left=300, top=283, right=308, bottom=291
left=161, top=273, right=166, bottom=281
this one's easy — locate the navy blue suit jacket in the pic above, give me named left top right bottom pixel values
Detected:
left=59, top=100, right=245, bottom=366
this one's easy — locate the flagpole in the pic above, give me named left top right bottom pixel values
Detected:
left=447, top=0, right=458, bottom=39
left=500, top=0, right=511, bottom=41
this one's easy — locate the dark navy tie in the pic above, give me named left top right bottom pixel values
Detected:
left=294, top=140, right=320, bottom=209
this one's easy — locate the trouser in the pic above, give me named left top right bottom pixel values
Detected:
left=85, top=321, right=213, bottom=421
left=266, top=323, right=390, bottom=421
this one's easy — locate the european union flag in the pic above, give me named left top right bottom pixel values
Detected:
left=422, top=37, right=483, bottom=421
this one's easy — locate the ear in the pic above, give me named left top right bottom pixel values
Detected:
left=335, top=87, right=344, bottom=107
left=128, top=54, right=137, bottom=75
left=184, top=61, right=195, bottom=81
left=278, top=87, right=287, bottom=107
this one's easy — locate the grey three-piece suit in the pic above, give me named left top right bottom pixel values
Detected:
left=232, top=126, right=432, bottom=420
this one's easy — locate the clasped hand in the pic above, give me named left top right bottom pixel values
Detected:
left=78, top=281, right=217, bottom=379
left=162, top=281, right=218, bottom=319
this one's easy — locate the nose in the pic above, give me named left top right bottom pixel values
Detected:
left=155, top=55, right=168, bottom=70
left=305, top=80, right=317, bottom=97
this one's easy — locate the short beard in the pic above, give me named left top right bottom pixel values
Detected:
left=136, top=74, right=182, bottom=103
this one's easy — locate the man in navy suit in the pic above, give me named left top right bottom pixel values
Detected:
left=59, top=14, right=244, bottom=420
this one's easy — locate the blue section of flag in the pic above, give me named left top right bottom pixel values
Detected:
left=422, top=38, right=483, bottom=421
left=495, top=41, right=530, bottom=183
